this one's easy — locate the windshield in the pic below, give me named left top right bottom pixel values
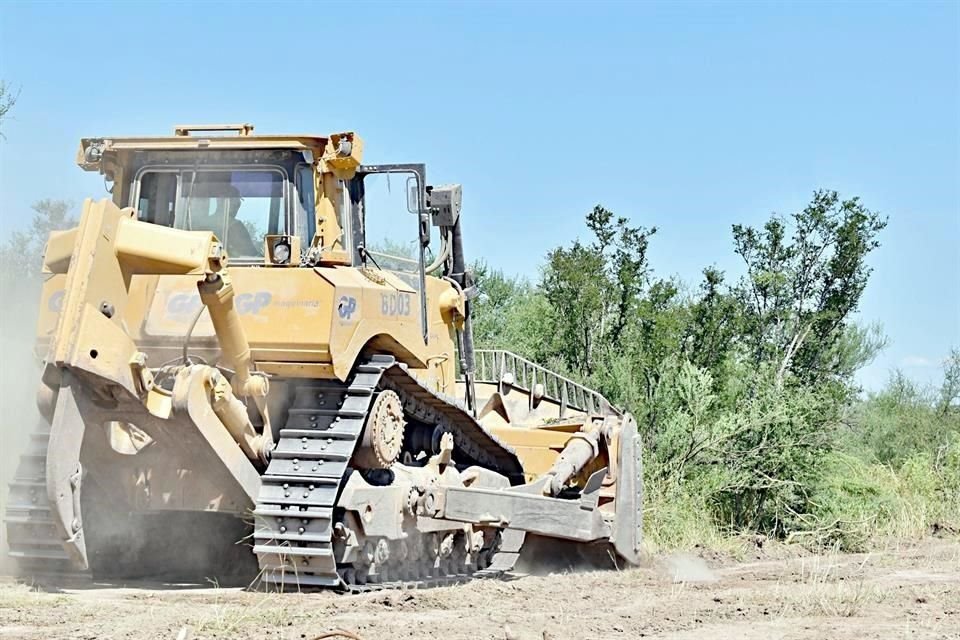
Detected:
left=137, top=168, right=287, bottom=259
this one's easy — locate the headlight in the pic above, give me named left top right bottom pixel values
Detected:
left=264, top=234, right=299, bottom=266
left=272, top=239, right=291, bottom=264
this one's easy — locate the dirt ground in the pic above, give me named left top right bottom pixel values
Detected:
left=0, top=538, right=957, bottom=640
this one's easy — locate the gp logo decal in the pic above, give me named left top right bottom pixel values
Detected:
left=48, top=290, right=301, bottom=319
left=337, top=296, right=357, bottom=320
left=167, top=292, right=272, bottom=318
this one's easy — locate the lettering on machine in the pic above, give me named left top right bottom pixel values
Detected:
left=381, top=292, right=412, bottom=317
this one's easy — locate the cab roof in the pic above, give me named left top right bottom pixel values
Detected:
left=76, top=124, right=360, bottom=172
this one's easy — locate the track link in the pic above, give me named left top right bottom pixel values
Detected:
left=4, top=425, right=77, bottom=576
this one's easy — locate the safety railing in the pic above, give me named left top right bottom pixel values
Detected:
left=471, top=349, right=618, bottom=417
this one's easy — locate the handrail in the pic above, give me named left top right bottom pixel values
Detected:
left=174, top=123, right=255, bottom=137
left=471, top=349, right=620, bottom=417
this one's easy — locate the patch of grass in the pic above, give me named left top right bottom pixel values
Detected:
left=643, top=477, right=733, bottom=554
left=780, top=554, right=887, bottom=618
left=189, top=591, right=298, bottom=637
left=0, top=582, right=69, bottom=609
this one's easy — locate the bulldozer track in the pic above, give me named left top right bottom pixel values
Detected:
left=253, top=355, right=524, bottom=590
left=4, top=426, right=78, bottom=576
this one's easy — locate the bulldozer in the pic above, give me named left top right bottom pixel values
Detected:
left=4, top=124, right=643, bottom=589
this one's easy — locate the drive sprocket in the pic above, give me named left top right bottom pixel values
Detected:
left=354, top=389, right=405, bottom=469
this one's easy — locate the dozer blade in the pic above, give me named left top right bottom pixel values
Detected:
left=425, top=413, right=644, bottom=566
left=611, top=416, right=643, bottom=565
left=45, top=376, right=89, bottom=570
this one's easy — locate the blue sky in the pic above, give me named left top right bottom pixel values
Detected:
left=1, top=1, right=957, bottom=390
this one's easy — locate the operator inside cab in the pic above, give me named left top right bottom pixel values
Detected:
left=216, top=186, right=258, bottom=258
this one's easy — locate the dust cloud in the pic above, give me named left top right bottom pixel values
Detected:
left=516, top=536, right=719, bottom=584
left=515, top=535, right=620, bottom=576
left=661, top=553, right=718, bottom=583
left=0, top=271, right=257, bottom=585
left=0, top=275, right=45, bottom=575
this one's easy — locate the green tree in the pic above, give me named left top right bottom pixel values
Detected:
left=466, top=192, right=910, bottom=546
left=732, top=190, right=887, bottom=388
left=471, top=261, right=555, bottom=361
left=541, top=205, right=656, bottom=376
left=682, top=267, right=742, bottom=376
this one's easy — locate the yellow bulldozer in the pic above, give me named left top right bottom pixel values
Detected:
left=4, top=124, right=642, bottom=589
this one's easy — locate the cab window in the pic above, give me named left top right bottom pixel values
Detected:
left=294, top=164, right=316, bottom=248
left=135, top=168, right=287, bottom=259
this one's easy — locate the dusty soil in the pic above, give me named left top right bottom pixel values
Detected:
left=0, top=538, right=957, bottom=640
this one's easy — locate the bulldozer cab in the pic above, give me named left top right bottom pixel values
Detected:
left=77, top=123, right=363, bottom=267
left=80, top=125, right=439, bottom=317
